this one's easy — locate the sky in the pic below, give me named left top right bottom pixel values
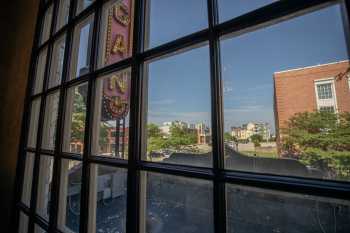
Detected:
left=146, top=1, right=349, bottom=133
left=75, top=1, right=349, bottom=133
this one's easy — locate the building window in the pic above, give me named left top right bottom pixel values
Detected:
left=316, top=82, right=333, bottom=99
left=15, top=1, right=350, bottom=233
left=319, top=106, right=335, bottom=113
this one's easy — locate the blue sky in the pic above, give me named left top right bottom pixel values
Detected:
left=146, top=2, right=348, bottom=133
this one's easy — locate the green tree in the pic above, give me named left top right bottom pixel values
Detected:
left=71, top=90, right=86, bottom=142
left=250, top=134, right=263, bottom=148
left=147, top=123, right=162, bottom=138
left=224, top=132, right=237, bottom=142
left=147, top=124, right=167, bottom=153
left=282, top=111, right=350, bottom=179
left=168, top=125, right=197, bottom=149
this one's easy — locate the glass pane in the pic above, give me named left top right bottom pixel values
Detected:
left=222, top=4, right=350, bottom=181
left=33, top=48, right=47, bottom=95
left=63, top=82, right=88, bottom=154
left=145, top=46, right=212, bottom=167
left=226, top=184, right=350, bottom=233
left=42, top=91, right=60, bottom=150
left=18, top=212, right=29, bottom=233
left=145, top=0, right=207, bottom=49
left=97, top=0, right=134, bottom=68
left=58, top=159, right=82, bottom=233
left=141, top=172, right=214, bottom=233
left=36, top=155, right=54, bottom=220
left=76, top=0, right=95, bottom=15
left=48, top=34, right=66, bottom=88
left=34, top=225, right=46, bottom=233
left=27, top=98, right=41, bottom=148
left=56, top=0, right=71, bottom=32
left=69, top=15, right=94, bottom=80
left=218, top=0, right=275, bottom=23
left=92, top=68, right=131, bottom=159
left=40, top=5, right=53, bottom=45
left=88, top=164, right=127, bottom=233
left=21, top=152, right=35, bottom=206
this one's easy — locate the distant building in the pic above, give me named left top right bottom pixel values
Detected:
left=159, top=121, right=211, bottom=145
left=231, top=122, right=271, bottom=141
left=274, top=60, right=350, bottom=152
left=196, top=123, right=211, bottom=144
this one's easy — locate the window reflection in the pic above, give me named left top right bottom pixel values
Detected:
left=92, top=69, right=131, bottom=159
left=40, top=5, right=53, bottom=45
left=56, top=0, right=70, bottom=32
left=69, top=15, right=94, bottom=80
left=48, top=35, right=66, bottom=88
left=222, top=4, right=350, bottom=181
left=97, top=0, right=134, bottom=68
left=21, top=153, right=35, bottom=207
left=77, top=0, right=95, bottom=15
left=218, top=0, right=276, bottom=23
left=42, top=91, right=60, bottom=150
left=34, top=225, right=47, bottom=233
left=63, top=83, right=88, bottom=154
left=88, top=165, right=127, bottom=233
left=145, top=46, right=212, bottom=167
left=145, top=0, right=207, bottom=49
left=18, top=212, right=29, bottom=233
left=58, top=160, right=82, bottom=233
left=36, top=155, right=54, bottom=220
left=226, top=184, right=350, bottom=233
left=27, top=98, right=41, bottom=148
left=33, top=48, right=47, bottom=95
left=141, top=172, right=214, bottom=233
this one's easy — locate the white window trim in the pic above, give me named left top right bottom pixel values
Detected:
left=314, top=78, right=338, bottom=112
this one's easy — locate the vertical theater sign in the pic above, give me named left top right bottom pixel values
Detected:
left=101, top=0, right=133, bottom=158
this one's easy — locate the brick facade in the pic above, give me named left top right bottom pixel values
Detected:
left=274, top=60, right=350, bottom=153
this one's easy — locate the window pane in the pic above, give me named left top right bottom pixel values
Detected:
left=92, top=69, right=131, bottom=159
left=97, top=0, right=134, bottom=68
left=56, top=0, right=70, bottom=32
left=222, top=4, right=350, bottom=181
left=76, top=0, right=95, bottom=15
left=317, top=83, right=333, bottom=99
left=34, top=225, right=47, bottom=233
left=42, top=91, right=60, bottom=150
left=36, top=155, right=54, bottom=220
left=33, top=48, right=47, bottom=95
left=21, top=152, right=35, bottom=206
left=145, top=46, right=212, bottom=167
left=141, top=172, right=214, bottom=233
left=40, top=5, right=53, bottom=45
left=48, top=35, right=66, bottom=88
left=218, top=0, right=275, bottom=23
left=88, top=164, right=127, bottom=233
left=226, top=184, right=350, bottom=233
left=69, top=15, right=94, bottom=80
left=145, top=0, right=207, bottom=49
left=27, top=98, right=41, bottom=148
left=18, top=212, right=29, bottom=233
left=58, top=159, right=82, bottom=233
left=63, top=82, right=88, bottom=154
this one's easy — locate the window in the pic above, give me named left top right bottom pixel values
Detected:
left=317, top=82, right=333, bottom=99
left=319, top=106, right=335, bottom=113
left=15, top=1, right=350, bottom=233
left=314, top=79, right=338, bottom=113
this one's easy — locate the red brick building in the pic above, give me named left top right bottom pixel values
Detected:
left=274, top=60, right=350, bottom=153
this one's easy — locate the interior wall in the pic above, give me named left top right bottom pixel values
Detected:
left=0, top=0, right=40, bottom=232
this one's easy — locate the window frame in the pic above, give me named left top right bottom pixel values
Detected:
left=314, top=78, right=338, bottom=112
left=13, top=0, right=350, bottom=233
